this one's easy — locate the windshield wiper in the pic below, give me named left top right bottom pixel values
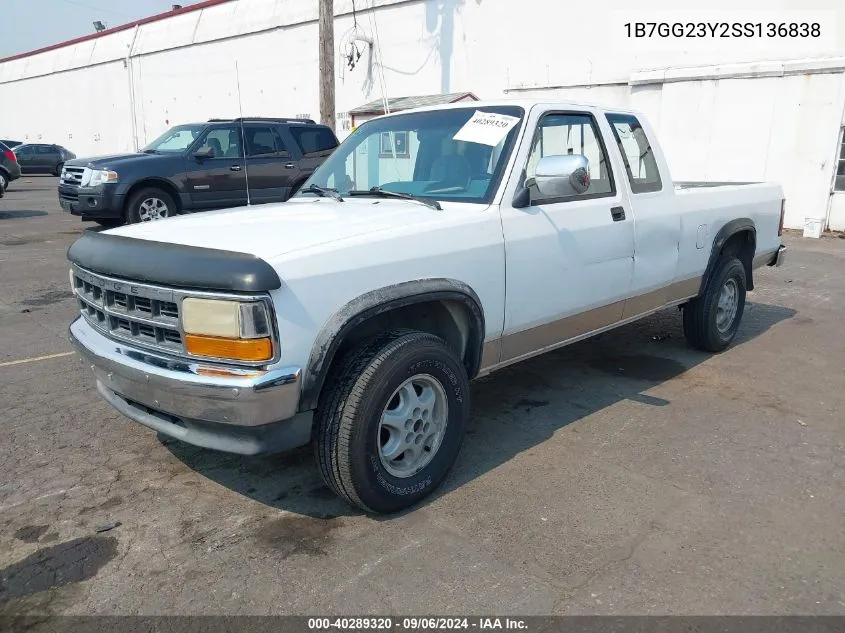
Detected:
left=348, top=187, right=442, bottom=211
left=141, top=149, right=160, bottom=154
left=301, top=184, right=344, bottom=201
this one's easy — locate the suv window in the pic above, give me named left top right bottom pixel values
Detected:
left=606, top=113, right=662, bottom=194
left=244, top=126, right=287, bottom=157
left=525, top=112, right=615, bottom=201
left=36, top=145, right=55, bottom=154
left=289, top=126, right=338, bottom=155
left=197, top=126, right=241, bottom=159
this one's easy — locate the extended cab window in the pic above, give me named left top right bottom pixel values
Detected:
left=606, top=114, right=662, bottom=194
left=289, top=126, right=338, bottom=156
left=525, top=113, right=614, bottom=200
left=245, top=126, right=287, bottom=157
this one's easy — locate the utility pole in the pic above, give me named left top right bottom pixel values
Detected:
left=318, top=0, right=335, bottom=131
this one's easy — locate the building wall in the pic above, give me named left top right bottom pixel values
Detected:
left=2, top=0, right=844, bottom=227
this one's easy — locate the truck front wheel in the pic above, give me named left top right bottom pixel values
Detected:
left=315, top=329, right=470, bottom=514
left=126, top=187, right=176, bottom=223
left=683, top=256, right=747, bottom=352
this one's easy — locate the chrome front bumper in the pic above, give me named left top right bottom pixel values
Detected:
left=69, top=317, right=312, bottom=455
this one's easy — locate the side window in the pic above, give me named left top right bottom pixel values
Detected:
left=289, top=126, right=338, bottom=155
left=245, top=126, right=287, bottom=157
left=197, top=126, right=240, bottom=158
left=37, top=145, right=54, bottom=155
left=525, top=113, right=615, bottom=200
left=606, top=113, right=662, bottom=194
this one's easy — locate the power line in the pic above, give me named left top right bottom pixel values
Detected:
left=52, top=0, right=140, bottom=19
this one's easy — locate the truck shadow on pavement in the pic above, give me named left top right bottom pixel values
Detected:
left=164, top=301, right=795, bottom=520
left=0, top=210, right=48, bottom=220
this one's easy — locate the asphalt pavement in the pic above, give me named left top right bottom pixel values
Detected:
left=1, top=176, right=844, bottom=615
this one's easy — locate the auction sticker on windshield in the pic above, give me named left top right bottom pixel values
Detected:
left=453, top=110, right=520, bottom=146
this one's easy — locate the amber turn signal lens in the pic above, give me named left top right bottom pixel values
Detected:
left=185, top=334, right=272, bottom=361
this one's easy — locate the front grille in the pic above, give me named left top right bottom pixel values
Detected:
left=72, top=266, right=184, bottom=354
left=61, top=166, right=85, bottom=187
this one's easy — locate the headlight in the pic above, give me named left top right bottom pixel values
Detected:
left=69, top=269, right=76, bottom=293
left=86, top=169, right=119, bottom=186
left=181, top=298, right=273, bottom=362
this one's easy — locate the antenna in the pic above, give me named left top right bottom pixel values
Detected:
left=235, top=61, right=251, bottom=206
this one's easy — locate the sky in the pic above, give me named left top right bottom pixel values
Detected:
left=0, top=0, right=206, bottom=58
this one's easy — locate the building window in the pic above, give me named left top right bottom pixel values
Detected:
left=380, top=131, right=409, bottom=158
left=836, top=128, right=845, bottom=192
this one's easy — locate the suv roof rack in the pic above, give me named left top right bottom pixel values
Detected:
left=207, top=117, right=317, bottom=124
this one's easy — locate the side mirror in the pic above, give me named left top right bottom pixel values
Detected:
left=526, top=154, right=591, bottom=199
left=193, top=146, right=215, bottom=160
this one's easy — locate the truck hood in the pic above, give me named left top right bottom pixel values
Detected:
left=65, top=153, right=163, bottom=169
left=106, top=198, right=461, bottom=260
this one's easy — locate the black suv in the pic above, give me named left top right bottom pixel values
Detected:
left=58, top=117, right=339, bottom=225
left=15, top=143, right=76, bottom=175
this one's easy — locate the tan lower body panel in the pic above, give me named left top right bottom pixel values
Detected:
left=480, top=275, right=702, bottom=371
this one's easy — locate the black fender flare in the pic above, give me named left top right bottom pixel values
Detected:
left=699, top=218, right=756, bottom=295
left=299, top=278, right=486, bottom=412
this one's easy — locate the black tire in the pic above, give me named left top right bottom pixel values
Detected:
left=94, top=219, right=123, bottom=228
left=126, top=187, right=176, bottom=224
left=0, top=171, right=8, bottom=191
left=315, top=329, right=470, bottom=514
left=683, top=256, right=747, bottom=352
left=54, top=162, right=64, bottom=177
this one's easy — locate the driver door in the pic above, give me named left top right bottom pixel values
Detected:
left=186, top=125, right=247, bottom=209
left=499, top=110, right=635, bottom=363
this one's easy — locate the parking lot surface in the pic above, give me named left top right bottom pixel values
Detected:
left=1, top=176, right=844, bottom=615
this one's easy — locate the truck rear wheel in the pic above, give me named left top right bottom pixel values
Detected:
left=683, top=256, right=746, bottom=352
left=315, top=329, right=470, bottom=514
left=126, top=187, right=176, bottom=224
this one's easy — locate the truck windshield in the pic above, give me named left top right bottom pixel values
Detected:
left=299, top=106, right=524, bottom=205
left=142, top=124, right=206, bottom=154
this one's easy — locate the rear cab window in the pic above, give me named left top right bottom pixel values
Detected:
left=605, top=113, right=663, bottom=194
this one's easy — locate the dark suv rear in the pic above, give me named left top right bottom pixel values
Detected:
left=0, top=141, right=22, bottom=192
left=58, top=117, right=339, bottom=225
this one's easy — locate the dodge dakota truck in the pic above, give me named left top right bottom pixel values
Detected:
left=67, top=99, right=786, bottom=513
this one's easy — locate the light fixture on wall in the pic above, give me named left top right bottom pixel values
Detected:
left=93, top=21, right=107, bottom=32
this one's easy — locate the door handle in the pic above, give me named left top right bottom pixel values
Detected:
left=610, top=206, right=626, bottom=222
left=230, top=164, right=241, bottom=171
left=284, top=163, right=295, bottom=169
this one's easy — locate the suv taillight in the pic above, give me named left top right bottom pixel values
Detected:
left=779, top=199, right=785, bottom=237
left=3, top=149, right=15, bottom=163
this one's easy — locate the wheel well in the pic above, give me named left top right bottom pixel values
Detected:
left=720, top=230, right=755, bottom=290
left=303, top=297, right=483, bottom=412
left=123, top=179, right=182, bottom=216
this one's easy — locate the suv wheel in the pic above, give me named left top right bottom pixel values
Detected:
left=54, top=162, right=64, bottom=177
left=127, top=187, right=176, bottom=223
left=0, top=172, right=7, bottom=191
left=315, top=329, right=470, bottom=514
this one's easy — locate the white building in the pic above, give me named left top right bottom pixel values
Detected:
left=1, top=0, right=844, bottom=229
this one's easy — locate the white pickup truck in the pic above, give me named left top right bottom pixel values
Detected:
left=68, top=99, right=786, bottom=513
